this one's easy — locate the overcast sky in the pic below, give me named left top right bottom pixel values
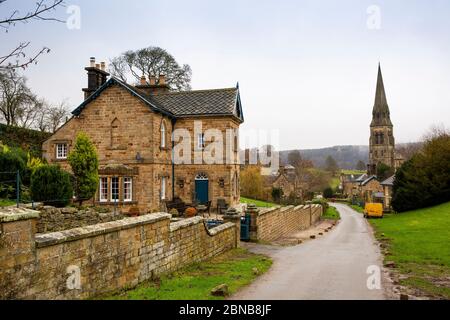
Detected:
left=1, top=0, right=450, bottom=150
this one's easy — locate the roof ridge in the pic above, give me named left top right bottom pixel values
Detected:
left=152, top=87, right=237, bottom=96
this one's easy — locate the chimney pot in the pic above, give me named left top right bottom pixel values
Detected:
left=140, top=75, right=147, bottom=85
left=95, top=63, right=100, bottom=69
left=90, top=57, right=95, bottom=67
left=159, top=74, right=166, bottom=85
left=100, top=61, right=106, bottom=71
left=149, top=76, right=157, bottom=86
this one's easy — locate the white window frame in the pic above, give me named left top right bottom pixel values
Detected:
left=56, top=143, right=68, bottom=159
left=197, top=133, right=205, bottom=150
left=110, top=177, right=119, bottom=202
left=161, top=122, right=166, bottom=148
left=161, top=176, right=166, bottom=200
left=99, top=177, right=108, bottom=202
left=123, top=177, right=132, bottom=202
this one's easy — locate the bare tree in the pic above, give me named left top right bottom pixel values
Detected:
left=0, top=0, right=65, bottom=70
left=46, top=100, right=70, bottom=132
left=0, top=69, right=34, bottom=125
left=109, top=46, right=192, bottom=91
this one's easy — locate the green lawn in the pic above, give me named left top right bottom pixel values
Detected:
left=369, top=202, right=450, bottom=299
left=349, top=204, right=364, bottom=213
left=101, top=248, right=272, bottom=300
left=323, top=206, right=340, bottom=220
left=0, top=199, right=16, bottom=207
left=240, top=197, right=277, bottom=208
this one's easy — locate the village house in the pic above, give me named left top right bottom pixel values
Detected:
left=267, top=165, right=306, bottom=200
left=42, top=58, right=244, bottom=214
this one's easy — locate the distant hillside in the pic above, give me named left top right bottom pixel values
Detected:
left=0, top=123, right=51, bottom=156
left=280, top=143, right=420, bottom=170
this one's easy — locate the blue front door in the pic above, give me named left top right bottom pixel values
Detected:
left=195, top=179, right=209, bottom=204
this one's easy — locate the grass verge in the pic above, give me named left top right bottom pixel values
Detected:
left=323, top=206, right=340, bottom=220
left=101, top=248, right=272, bottom=300
left=369, top=202, right=450, bottom=299
left=0, top=199, right=16, bottom=207
left=349, top=204, right=364, bottom=213
left=240, top=197, right=277, bottom=208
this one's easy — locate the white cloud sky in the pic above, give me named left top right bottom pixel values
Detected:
left=1, top=0, right=449, bottom=150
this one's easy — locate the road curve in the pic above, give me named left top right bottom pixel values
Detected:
left=232, top=203, right=387, bottom=300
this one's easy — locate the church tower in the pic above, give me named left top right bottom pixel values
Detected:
left=369, top=64, right=395, bottom=172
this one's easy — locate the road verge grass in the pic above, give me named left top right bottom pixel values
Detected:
left=369, top=202, right=450, bottom=299
left=323, top=206, right=340, bottom=220
left=100, top=248, right=272, bottom=300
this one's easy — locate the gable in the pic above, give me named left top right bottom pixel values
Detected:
left=71, top=77, right=174, bottom=118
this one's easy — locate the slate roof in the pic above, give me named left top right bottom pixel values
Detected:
left=361, top=175, right=377, bottom=186
left=72, top=77, right=244, bottom=122
left=149, top=88, right=243, bottom=120
left=381, top=175, right=395, bottom=186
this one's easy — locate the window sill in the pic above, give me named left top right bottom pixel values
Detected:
left=159, top=146, right=170, bottom=151
left=96, top=201, right=138, bottom=205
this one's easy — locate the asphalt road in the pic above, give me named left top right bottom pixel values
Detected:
left=232, top=203, right=387, bottom=300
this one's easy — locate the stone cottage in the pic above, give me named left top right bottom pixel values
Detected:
left=42, top=58, right=244, bottom=214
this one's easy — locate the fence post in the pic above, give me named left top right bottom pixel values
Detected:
left=16, top=170, right=20, bottom=208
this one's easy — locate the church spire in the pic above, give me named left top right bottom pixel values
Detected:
left=371, top=63, right=392, bottom=126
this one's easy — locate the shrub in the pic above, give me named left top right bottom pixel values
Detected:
left=323, top=187, right=333, bottom=199
left=30, top=165, right=73, bottom=207
left=271, top=187, right=283, bottom=204
left=68, top=132, right=99, bottom=206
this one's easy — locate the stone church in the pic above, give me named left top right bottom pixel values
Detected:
left=42, top=58, right=244, bottom=214
left=342, top=64, right=403, bottom=210
left=368, top=64, right=404, bottom=174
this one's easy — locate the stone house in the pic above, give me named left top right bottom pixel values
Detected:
left=270, top=165, right=305, bottom=199
left=380, top=175, right=394, bottom=211
left=42, top=58, right=244, bottom=214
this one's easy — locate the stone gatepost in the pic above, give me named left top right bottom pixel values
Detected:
left=246, top=204, right=259, bottom=242
left=223, top=208, right=241, bottom=248
left=0, top=207, right=40, bottom=299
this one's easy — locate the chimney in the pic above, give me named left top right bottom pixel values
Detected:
left=135, top=74, right=170, bottom=95
left=140, top=74, right=147, bottom=85
left=159, top=74, right=166, bottom=85
left=82, top=57, right=110, bottom=100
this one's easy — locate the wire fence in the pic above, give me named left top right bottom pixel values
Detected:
left=0, top=171, right=120, bottom=211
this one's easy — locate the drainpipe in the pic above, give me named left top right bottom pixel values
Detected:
left=171, top=118, right=177, bottom=200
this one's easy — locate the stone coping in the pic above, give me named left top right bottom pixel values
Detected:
left=169, top=216, right=204, bottom=232
left=35, top=213, right=170, bottom=248
left=0, top=207, right=40, bottom=223
left=169, top=216, right=235, bottom=237
left=294, top=205, right=305, bottom=210
left=258, top=206, right=281, bottom=217
left=207, top=222, right=235, bottom=236
left=280, top=205, right=294, bottom=212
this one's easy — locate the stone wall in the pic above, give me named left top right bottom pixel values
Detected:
left=36, top=206, right=124, bottom=233
left=0, top=207, right=237, bottom=300
left=249, top=204, right=323, bottom=242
